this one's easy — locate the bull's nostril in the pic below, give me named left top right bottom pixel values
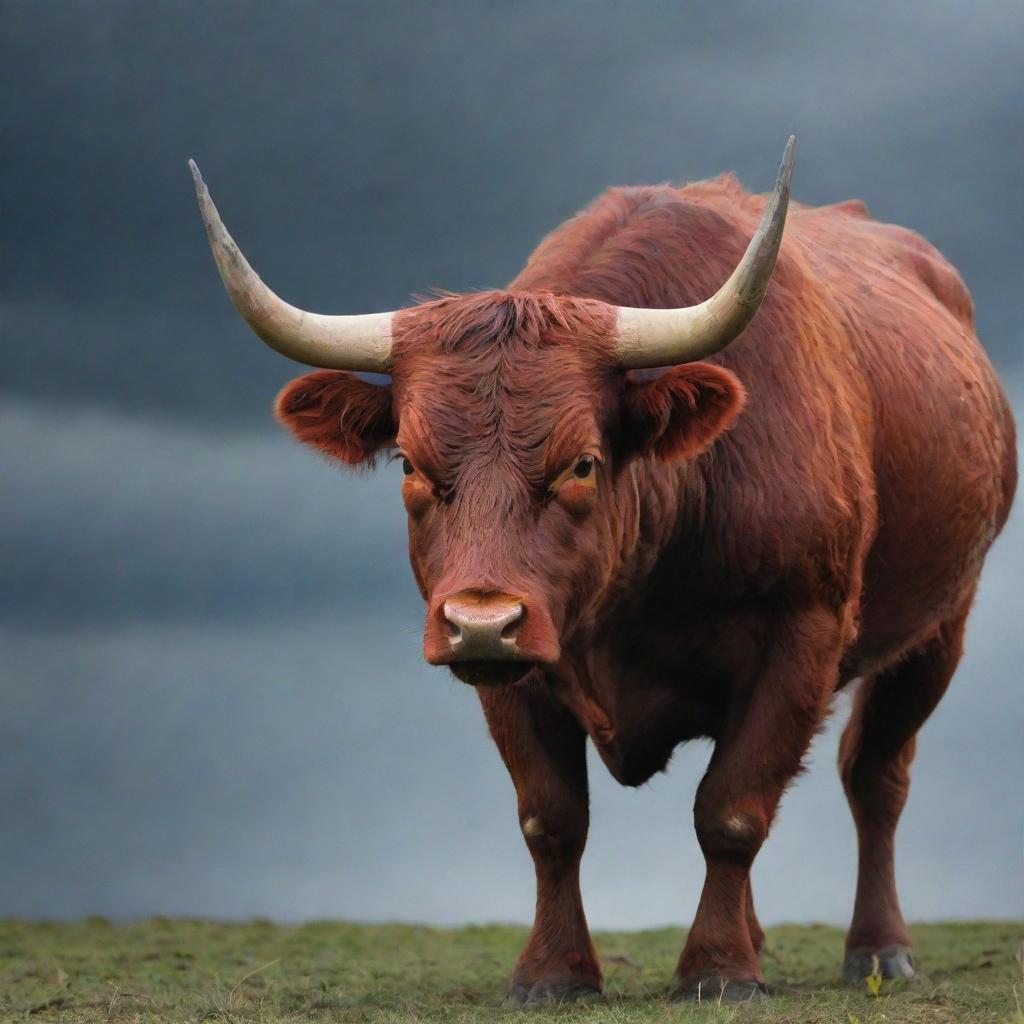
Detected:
left=441, top=602, right=463, bottom=645
left=500, top=605, right=524, bottom=639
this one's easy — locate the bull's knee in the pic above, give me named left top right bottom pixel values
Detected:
left=694, top=808, right=766, bottom=866
left=519, top=810, right=586, bottom=867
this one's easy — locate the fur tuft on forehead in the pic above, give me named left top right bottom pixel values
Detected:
left=393, top=290, right=617, bottom=360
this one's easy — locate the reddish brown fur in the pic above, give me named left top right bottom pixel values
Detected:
left=275, top=171, right=1016, bottom=1000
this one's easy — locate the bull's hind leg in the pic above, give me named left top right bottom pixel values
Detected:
left=838, top=604, right=969, bottom=983
left=746, top=883, right=765, bottom=956
left=478, top=684, right=601, bottom=1005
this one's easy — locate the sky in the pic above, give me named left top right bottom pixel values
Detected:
left=2, top=1, right=1022, bottom=930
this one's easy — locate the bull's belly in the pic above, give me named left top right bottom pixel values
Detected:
left=847, top=567, right=978, bottom=678
left=850, top=425, right=1010, bottom=673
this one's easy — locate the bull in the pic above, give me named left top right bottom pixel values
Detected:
left=190, top=138, right=1016, bottom=1002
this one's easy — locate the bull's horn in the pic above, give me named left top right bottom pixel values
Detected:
left=189, top=160, right=393, bottom=371
left=614, top=136, right=795, bottom=369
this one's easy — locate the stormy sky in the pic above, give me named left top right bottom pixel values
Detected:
left=2, top=1, right=1022, bottom=929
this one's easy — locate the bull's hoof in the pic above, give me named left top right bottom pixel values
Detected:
left=842, top=944, right=916, bottom=984
left=507, top=979, right=602, bottom=1006
left=671, top=977, right=768, bottom=1003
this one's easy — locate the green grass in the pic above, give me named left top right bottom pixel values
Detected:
left=1, top=919, right=1020, bottom=1023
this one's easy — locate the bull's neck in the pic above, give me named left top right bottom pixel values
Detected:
left=599, top=454, right=704, bottom=611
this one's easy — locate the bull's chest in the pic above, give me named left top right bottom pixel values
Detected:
left=554, top=649, right=728, bottom=788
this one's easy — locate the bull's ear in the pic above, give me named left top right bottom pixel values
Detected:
left=275, top=371, right=395, bottom=467
left=623, top=362, right=746, bottom=462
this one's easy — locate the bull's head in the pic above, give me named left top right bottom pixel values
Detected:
left=190, top=139, right=794, bottom=686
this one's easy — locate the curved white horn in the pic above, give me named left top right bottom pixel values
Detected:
left=189, top=160, right=393, bottom=371
left=614, top=136, right=795, bottom=368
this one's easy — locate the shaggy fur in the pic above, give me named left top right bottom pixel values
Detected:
left=274, top=171, right=1016, bottom=999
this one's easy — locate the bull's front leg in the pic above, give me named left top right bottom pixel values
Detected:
left=478, top=682, right=601, bottom=1005
left=674, top=605, right=844, bottom=1001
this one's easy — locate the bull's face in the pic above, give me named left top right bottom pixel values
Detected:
left=275, top=292, right=744, bottom=686
left=189, top=138, right=793, bottom=685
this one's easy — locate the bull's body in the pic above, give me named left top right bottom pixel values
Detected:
left=194, top=153, right=1015, bottom=1001
left=505, top=175, right=1014, bottom=789
left=436, top=178, right=1016, bottom=999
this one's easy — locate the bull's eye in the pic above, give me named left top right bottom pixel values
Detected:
left=546, top=452, right=599, bottom=516
left=402, top=457, right=414, bottom=476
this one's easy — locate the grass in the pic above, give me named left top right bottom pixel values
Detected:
left=0, top=919, right=1020, bottom=1023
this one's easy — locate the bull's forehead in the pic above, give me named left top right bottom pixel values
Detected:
left=394, top=346, right=604, bottom=482
left=389, top=290, right=617, bottom=482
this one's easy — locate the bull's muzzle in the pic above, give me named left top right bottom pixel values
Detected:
left=423, top=588, right=561, bottom=682
left=443, top=593, right=525, bottom=660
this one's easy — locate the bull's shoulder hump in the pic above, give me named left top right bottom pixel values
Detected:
left=799, top=197, right=873, bottom=219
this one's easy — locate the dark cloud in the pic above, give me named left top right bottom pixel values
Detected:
left=2, top=1, right=1021, bottom=425
left=2, top=1, right=1022, bottom=926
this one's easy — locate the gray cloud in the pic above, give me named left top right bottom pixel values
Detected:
left=0, top=401, right=410, bottom=625
left=2, top=1, right=1021, bottom=424
left=2, top=591, right=1020, bottom=927
left=1, top=400, right=1021, bottom=925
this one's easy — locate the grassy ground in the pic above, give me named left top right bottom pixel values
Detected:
left=0, top=919, right=1020, bottom=1023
